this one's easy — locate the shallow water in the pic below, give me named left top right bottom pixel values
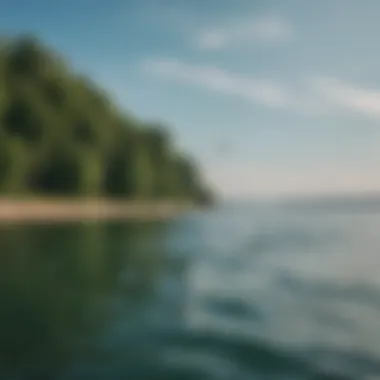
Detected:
left=1, top=201, right=380, bottom=379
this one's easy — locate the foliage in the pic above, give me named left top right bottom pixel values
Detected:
left=0, top=35, right=213, bottom=204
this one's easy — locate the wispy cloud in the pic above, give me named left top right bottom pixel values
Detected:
left=309, top=77, right=380, bottom=117
left=142, top=58, right=293, bottom=108
left=197, top=13, right=293, bottom=50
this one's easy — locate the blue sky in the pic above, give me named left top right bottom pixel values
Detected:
left=2, top=0, right=380, bottom=198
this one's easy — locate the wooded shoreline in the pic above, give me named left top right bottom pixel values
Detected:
left=0, top=199, right=198, bottom=223
left=0, top=37, right=214, bottom=205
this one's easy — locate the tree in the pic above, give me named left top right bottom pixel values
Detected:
left=0, top=34, right=214, bottom=203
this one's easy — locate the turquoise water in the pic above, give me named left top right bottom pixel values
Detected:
left=1, top=201, right=380, bottom=379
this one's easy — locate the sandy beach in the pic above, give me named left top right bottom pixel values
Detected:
left=0, top=198, right=196, bottom=224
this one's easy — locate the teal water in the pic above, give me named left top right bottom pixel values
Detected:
left=1, top=202, right=380, bottom=379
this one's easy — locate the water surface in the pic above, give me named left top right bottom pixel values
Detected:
left=1, top=201, right=380, bottom=379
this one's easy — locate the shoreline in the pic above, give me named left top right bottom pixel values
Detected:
left=0, top=198, right=197, bottom=224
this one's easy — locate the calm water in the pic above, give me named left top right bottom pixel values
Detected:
left=1, top=202, right=380, bottom=379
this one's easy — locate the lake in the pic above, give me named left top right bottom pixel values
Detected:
left=1, top=201, right=380, bottom=379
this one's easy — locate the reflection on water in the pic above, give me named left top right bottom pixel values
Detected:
left=1, top=203, right=380, bottom=379
left=0, top=221, right=171, bottom=379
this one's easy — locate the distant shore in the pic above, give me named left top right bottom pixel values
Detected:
left=0, top=198, right=197, bottom=224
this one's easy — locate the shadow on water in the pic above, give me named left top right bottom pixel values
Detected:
left=0, top=221, right=170, bottom=379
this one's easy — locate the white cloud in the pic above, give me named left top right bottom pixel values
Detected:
left=197, top=13, right=293, bottom=50
left=309, top=77, right=380, bottom=117
left=142, top=58, right=293, bottom=108
left=142, top=58, right=329, bottom=115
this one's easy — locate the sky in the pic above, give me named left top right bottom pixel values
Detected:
left=2, top=0, right=380, bottom=198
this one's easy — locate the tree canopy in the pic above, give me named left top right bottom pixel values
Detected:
left=0, top=35, right=213, bottom=205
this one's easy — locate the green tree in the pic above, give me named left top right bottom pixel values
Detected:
left=0, top=34, right=214, bottom=203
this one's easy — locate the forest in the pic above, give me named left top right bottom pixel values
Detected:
left=0, top=36, right=213, bottom=204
